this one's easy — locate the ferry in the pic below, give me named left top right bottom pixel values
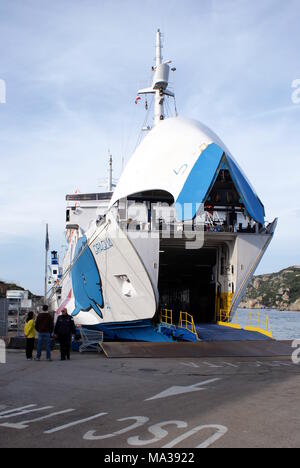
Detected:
left=48, top=30, right=277, bottom=342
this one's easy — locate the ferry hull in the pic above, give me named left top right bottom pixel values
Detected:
left=52, top=215, right=277, bottom=342
left=48, top=32, right=278, bottom=343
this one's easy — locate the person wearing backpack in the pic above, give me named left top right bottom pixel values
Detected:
left=54, top=308, right=76, bottom=361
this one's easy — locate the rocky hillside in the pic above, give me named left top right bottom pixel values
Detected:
left=0, top=281, right=41, bottom=300
left=240, top=266, right=300, bottom=311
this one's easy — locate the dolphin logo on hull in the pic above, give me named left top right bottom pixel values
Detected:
left=71, top=235, right=104, bottom=319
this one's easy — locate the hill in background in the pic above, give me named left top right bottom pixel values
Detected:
left=0, top=280, right=41, bottom=301
left=240, top=266, right=300, bottom=311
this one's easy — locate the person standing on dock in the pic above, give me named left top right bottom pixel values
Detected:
left=35, top=305, right=54, bottom=361
left=24, top=311, right=36, bottom=361
left=54, top=308, right=76, bottom=361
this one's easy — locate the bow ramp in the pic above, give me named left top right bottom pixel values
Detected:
left=100, top=340, right=292, bottom=359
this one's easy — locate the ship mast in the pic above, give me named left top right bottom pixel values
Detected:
left=108, top=151, right=113, bottom=192
left=137, top=29, right=175, bottom=127
left=154, top=29, right=164, bottom=125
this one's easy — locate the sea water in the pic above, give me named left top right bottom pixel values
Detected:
left=237, top=309, right=300, bottom=340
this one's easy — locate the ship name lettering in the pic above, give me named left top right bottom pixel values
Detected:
left=93, top=238, right=113, bottom=255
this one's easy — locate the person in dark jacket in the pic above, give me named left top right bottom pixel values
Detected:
left=54, top=308, right=76, bottom=361
left=35, top=305, right=54, bottom=361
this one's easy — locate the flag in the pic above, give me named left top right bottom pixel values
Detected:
left=135, top=96, right=141, bottom=105
left=45, top=224, right=49, bottom=252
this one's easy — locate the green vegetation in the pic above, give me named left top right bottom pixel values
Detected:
left=240, top=266, right=300, bottom=311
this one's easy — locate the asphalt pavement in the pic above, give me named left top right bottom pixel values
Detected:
left=0, top=349, right=299, bottom=448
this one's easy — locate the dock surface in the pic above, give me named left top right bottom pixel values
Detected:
left=0, top=348, right=300, bottom=448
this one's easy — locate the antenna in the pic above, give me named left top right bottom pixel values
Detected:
left=108, top=150, right=113, bottom=192
left=154, top=29, right=164, bottom=125
left=97, top=153, right=117, bottom=192
left=137, top=29, right=175, bottom=126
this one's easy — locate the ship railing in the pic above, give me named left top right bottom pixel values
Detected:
left=121, top=220, right=260, bottom=235
left=217, top=309, right=230, bottom=323
left=121, top=220, right=201, bottom=233
left=178, top=312, right=199, bottom=339
left=216, top=310, right=242, bottom=330
left=160, top=309, right=173, bottom=327
left=245, top=312, right=273, bottom=339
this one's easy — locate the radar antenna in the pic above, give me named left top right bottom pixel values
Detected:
left=137, top=29, right=175, bottom=126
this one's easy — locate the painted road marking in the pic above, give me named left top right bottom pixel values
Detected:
left=181, top=362, right=200, bottom=368
left=0, top=405, right=36, bottom=417
left=44, top=412, right=108, bottom=434
left=0, top=404, right=229, bottom=448
left=145, top=378, right=221, bottom=401
left=181, top=360, right=293, bottom=370
left=268, top=361, right=292, bottom=367
left=84, top=416, right=149, bottom=441
left=86, top=417, right=228, bottom=449
left=182, top=361, right=240, bottom=369
left=163, top=424, right=228, bottom=449
left=0, top=409, right=76, bottom=430
left=0, top=406, right=53, bottom=420
left=222, top=362, right=239, bottom=368
left=127, top=421, right=188, bottom=446
left=203, top=362, right=224, bottom=368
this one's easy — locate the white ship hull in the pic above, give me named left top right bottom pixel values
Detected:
left=48, top=33, right=277, bottom=342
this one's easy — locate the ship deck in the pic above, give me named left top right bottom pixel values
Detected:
left=196, top=324, right=269, bottom=341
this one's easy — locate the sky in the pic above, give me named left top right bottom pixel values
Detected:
left=0, top=0, right=299, bottom=295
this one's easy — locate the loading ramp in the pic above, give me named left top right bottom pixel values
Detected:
left=100, top=340, right=293, bottom=359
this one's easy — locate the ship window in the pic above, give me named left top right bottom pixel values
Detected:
left=66, top=210, right=70, bottom=222
left=127, top=190, right=174, bottom=205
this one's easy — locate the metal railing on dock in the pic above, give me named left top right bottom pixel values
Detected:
left=217, top=309, right=242, bottom=330
left=179, top=312, right=199, bottom=339
left=245, top=312, right=273, bottom=339
left=160, top=308, right=273, bottom=341
left=160, top=309, right=173, bottom=327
